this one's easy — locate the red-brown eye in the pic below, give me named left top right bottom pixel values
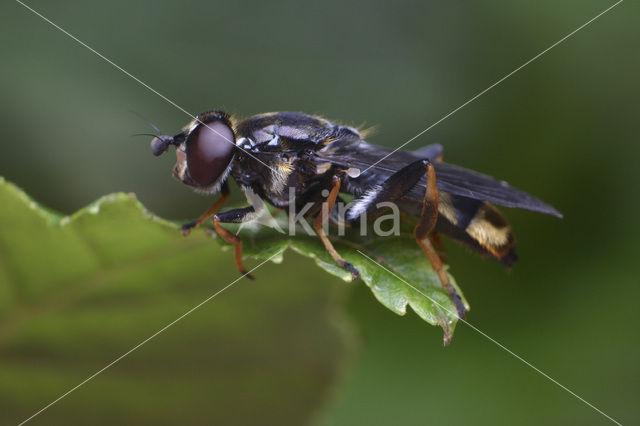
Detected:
left=186, top=120, right=235, bottom=186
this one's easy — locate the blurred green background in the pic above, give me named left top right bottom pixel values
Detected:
left=1, top=0, right=639, bottom=424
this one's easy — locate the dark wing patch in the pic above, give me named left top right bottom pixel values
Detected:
left=411, top=144, right=444, bottom=162
left=433, top=162, right=562, bottom=217
left=315, top=138, right=561, bottom=218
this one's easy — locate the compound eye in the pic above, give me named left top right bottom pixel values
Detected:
left=186, top=120, right=235, bottom=186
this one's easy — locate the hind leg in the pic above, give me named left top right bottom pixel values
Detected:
left=346, top=159, right=466, bottom=318
left=413, top=162, right=467, bottom=318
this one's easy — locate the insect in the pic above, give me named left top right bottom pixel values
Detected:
left=145, top=110, right=562, bottom=318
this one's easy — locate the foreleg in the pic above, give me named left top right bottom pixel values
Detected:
left=212, top=205, right=258, bottom=279
left=181, top=182, right=230, bottom=235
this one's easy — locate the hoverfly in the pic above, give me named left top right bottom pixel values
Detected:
left=146, top=110, right=562, bottom=318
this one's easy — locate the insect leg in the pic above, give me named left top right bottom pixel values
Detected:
left=313, top=175, right=360, bottom=280
left=212, top=205, right=258, bottom=279
left=413, top=162, right=467, bottom=319
left=181, top=182, right=230, bottom=235
left=347, top=159, right=466, bottom=318
left=430, top=231, right=447, bottom=264
left=346, top=159, right=431, bottom=222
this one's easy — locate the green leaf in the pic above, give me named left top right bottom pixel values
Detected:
left=218, top=205, right=469, bottom=346
left=0, top=176, right=468, bottom=349
left=233, top=222, right=468, bottom=344
left=0, top=176, right=468, bottom=422
left=0, top=175, right=469, bottom=421
left=0, top=177, right=353, bottom=424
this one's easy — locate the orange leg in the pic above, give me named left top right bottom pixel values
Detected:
left=414, top=162, right=467, bottom=318
left=430, top=231, right=447, bottom=264
left=181, top=184, right=230, bottom=236
left=212, top=217, right=254, bottom=279
left=313, top=176, right=359, bottom=279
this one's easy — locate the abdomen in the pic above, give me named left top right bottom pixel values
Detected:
left=398, top=192, right=518, bottom=267
left=436, top=193, right=517, bottom=267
